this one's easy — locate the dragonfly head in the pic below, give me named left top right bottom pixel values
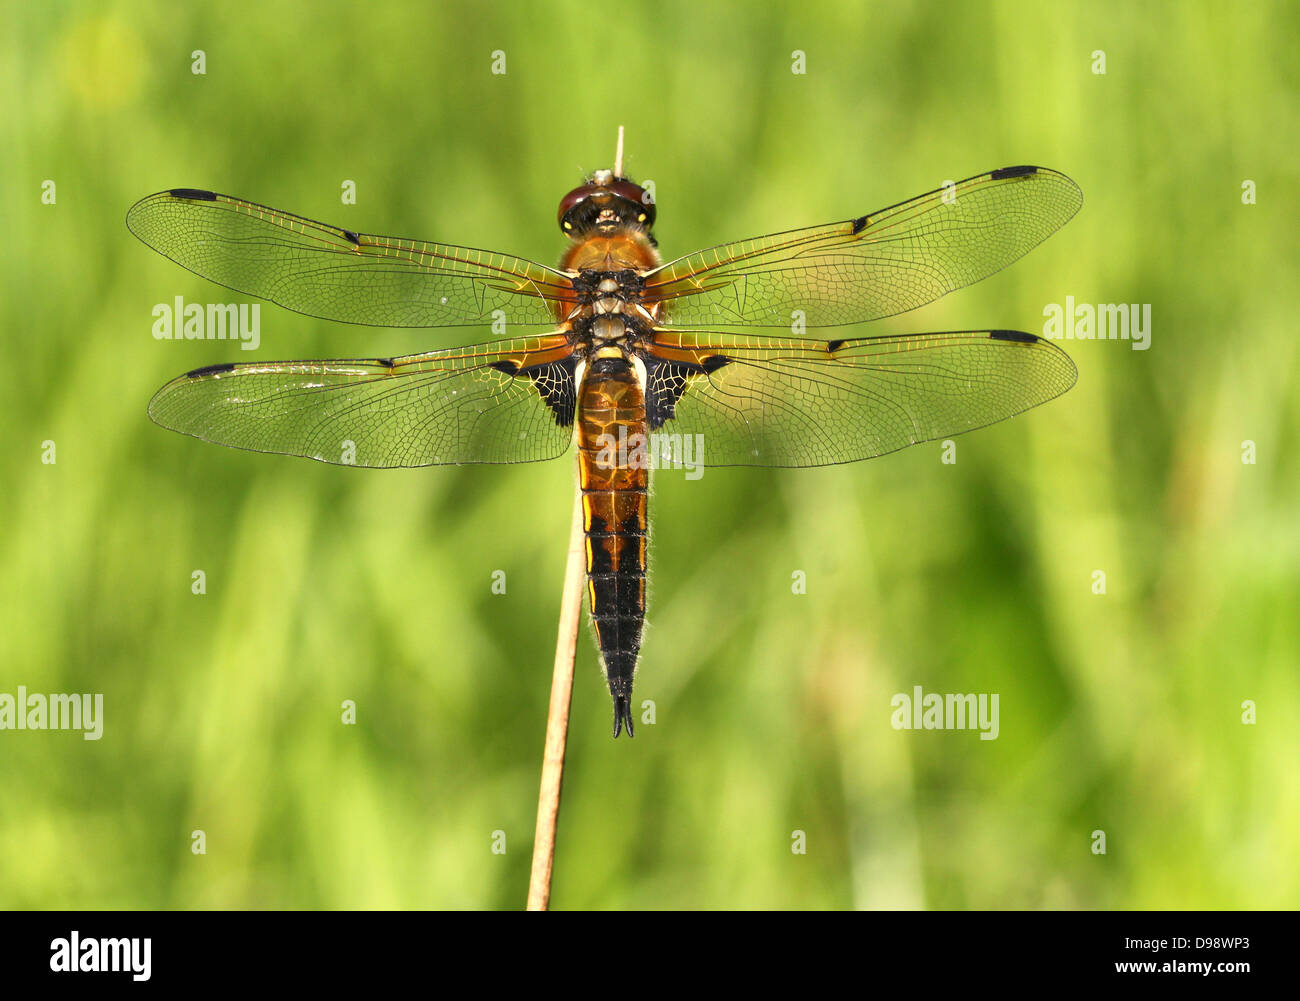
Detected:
left=558, top=170, right=656, bottom=240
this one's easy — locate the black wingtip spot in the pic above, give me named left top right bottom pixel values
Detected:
left=168, top=188, right=218, bottom=201
left=990, top=165, right=1038, bottom=180
left=488, top=360, right=521, bottom=376
left=851, top=215, right=868, bottom=234
left=989, top=329, right=1039, bottom=344
left=185, top=362, right=236, bottom=378
left=826, top=338, right=845, bottom=353
left=342, top=228, right=361, bottom=245
left=702, top=354, right=730, bottom=374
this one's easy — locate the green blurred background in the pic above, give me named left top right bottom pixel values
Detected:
left=2, top=0, right=1297, bottom=909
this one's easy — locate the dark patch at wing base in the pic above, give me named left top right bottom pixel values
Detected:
left=491, top=355, right=578, bottom=426
left=645, top=353, right=731, bottom=427
left=645, top=356, right=704, bottom=428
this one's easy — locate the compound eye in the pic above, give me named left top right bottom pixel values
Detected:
left=608, top=179, right=656, bottom=229
left=557, top=183, right=601, bottom=232
left=607, top=179, right=646, bottom=203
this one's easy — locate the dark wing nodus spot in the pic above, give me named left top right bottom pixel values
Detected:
left=185, top=362, right=236, bottom=378
left=826, top=339, right=845, bottom=353
left=168, top=188, right=218, bottom=201
left=990, top=165, right=1038, bottom=180
left=342, top=229, right=361, bottom=245
left=851, top=215, right=868, bottom=234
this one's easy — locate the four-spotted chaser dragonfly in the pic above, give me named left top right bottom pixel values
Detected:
left=128, top=161, right=1081, bottom=737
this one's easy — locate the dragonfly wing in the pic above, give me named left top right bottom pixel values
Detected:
left=640, top=328, right=1076, bottom=467
left=127, top=189, right=575, bottom=328
left=644, top=166, right=1081, bottom=327
left=148, top=334, right=578, bottom=466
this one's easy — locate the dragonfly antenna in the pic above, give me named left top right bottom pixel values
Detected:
left=614, top=125, right=625, bottom=177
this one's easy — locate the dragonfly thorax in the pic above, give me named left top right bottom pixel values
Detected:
left=569, top=277, right=654, bottom=347
left=589, top=315, right=628, bottom=343
left=570, top=268, right=648, bottom=317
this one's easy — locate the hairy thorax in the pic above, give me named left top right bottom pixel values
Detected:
left=558, top=232, right=665, bottom=344
left=560, top=232, right=660, bottom=274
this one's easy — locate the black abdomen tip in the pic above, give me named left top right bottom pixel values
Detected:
left=612, top=696, right=635, bottom=739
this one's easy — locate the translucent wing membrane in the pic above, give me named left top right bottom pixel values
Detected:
left=148, top=335, right=578, bottom=467
left=136, top=169, right=1080, bottom=468
left=641, top=328, right=1076, bottom=467
left=127, top=189, right=574, bottom=328
left=645, top=166, right=1082, bottom=327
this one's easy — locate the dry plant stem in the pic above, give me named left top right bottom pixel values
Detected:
left=526, top=481, right=586, bottom=910
left=527, top=125, right=625, bottom=910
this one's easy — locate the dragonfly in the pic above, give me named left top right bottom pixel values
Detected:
left=128, top=149, right=1081, bottom=738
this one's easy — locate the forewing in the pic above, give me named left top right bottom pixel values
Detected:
left=645, top=166, right=1081, bottom=327
left=127, top=189, right=575, bottom=328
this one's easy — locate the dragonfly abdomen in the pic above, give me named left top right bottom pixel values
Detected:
left=577, top=353, right=649, bottom=738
